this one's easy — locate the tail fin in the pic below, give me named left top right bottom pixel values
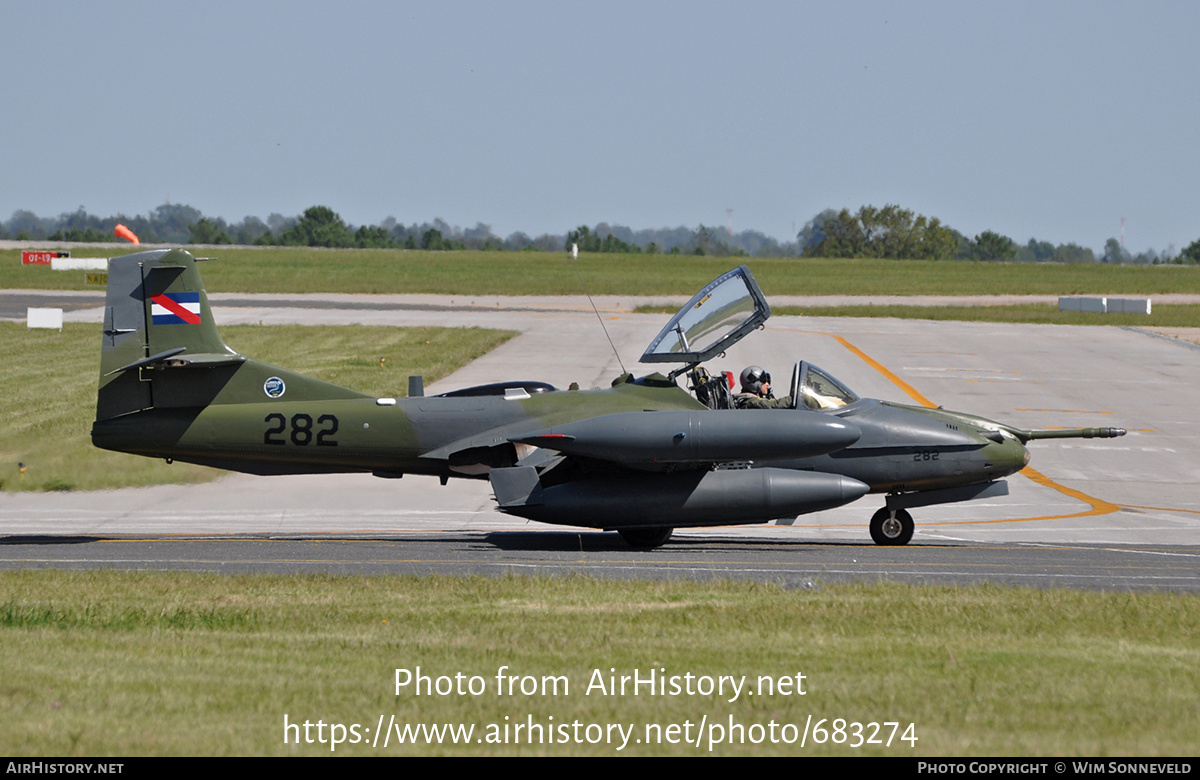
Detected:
left=99, top=248, right=241, bottom=419
left=100, top=249, right=231, bottom=369
left=93, top=248, right=372, bottom=470
left=96, top=248, right=368, bottom=427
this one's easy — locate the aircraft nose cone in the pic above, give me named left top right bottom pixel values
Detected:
left=985, top=437, right=1030, bottom=477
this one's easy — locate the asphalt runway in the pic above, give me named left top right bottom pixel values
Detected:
left=2, top=288, right=1198, bottom=589
left=2, top=534, right=1197, bottom=590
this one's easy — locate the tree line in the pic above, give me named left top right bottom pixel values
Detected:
left=797, top=205, right=1105, bottom=263
left=3, top=202, right=1197, bottom=264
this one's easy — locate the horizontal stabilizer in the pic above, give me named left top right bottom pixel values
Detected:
left=106, top=348, right=246, bottom=376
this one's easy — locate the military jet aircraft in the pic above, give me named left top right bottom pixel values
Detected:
left=92, top=249, right=1124, bottom=547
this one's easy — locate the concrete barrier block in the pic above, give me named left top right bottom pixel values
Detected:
left=1108, top=297, right=1151, bottom=315
left=1059, top=296, right=1107, bottom=313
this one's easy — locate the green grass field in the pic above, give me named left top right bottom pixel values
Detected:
left=0, top=323, right=513, bottom=492
left=2, top=571, right=1196, bottom=756
left=5, top=246, right=1200, bottom=296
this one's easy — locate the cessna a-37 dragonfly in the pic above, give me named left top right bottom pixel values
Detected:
left=92, top=250, right=1125, bottom=547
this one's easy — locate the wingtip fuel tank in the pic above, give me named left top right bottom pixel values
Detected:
left=511, top=410, right=861, bottom=466
left=493, top=466, right=871, bottom=528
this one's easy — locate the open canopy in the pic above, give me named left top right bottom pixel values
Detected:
left=640, top=265, right=770, bottom=366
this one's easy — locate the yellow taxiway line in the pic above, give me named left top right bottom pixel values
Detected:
left=817, top=330, right=1125, bottom=524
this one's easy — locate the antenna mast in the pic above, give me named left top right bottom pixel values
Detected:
left=569, top=242, right=627, bottom=375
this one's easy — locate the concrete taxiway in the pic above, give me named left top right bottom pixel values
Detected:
left=1, top=289, right=1197, bottom=588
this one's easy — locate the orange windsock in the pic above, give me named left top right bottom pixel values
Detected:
left=114, top=224, right=140, bottom=244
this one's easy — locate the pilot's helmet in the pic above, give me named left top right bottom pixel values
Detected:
left=740, top=365, right=770, bottom=395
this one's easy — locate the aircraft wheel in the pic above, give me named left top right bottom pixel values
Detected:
left=869, top=507, right=914, bottom=546
left=618, top=527, right=674, bottom=549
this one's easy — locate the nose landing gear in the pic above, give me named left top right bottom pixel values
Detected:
left=870, top=507, right=914, bottom=546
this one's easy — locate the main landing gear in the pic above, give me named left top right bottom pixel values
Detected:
left=618, top=526, right=674, bottom=549
left=869, top=507, right=914, bottom=546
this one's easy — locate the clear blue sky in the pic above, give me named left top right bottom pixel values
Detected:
left=3, top=1, right=1198, bottom=254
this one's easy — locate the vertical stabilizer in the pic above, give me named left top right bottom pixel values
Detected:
left=140, top=248, right=229, bottom=358
left=97, top=248, right=235, bottom=419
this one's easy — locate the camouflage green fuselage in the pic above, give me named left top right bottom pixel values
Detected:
left=92, top=359, right=704, bottom=478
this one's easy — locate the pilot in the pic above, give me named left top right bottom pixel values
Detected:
left=734, top=365, right=793, bottom=409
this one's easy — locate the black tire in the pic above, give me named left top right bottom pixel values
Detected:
left=869, top=507, right=914, bottom=546
left=617, top=527, right=674, bottom=549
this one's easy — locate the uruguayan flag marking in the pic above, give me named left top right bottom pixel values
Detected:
left=151, top=293, right=201, bottom=325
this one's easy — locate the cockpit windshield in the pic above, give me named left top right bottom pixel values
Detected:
left=641, top=265, right=770, bottom=366
left=798, top=363, right=859, bottom=410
